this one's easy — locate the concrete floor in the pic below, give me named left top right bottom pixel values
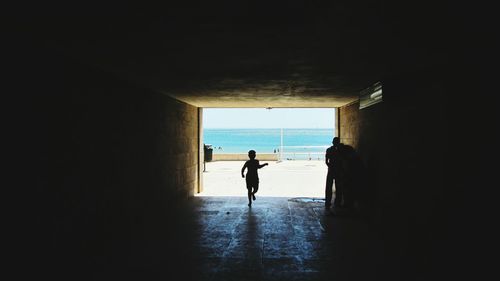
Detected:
left=95, top=193, right=442, bottom=281
left=86, top=161, right=433, bottom=281
left=187, top=160, right=378, bottom=280
left=187, top=196, right=379, bottom=281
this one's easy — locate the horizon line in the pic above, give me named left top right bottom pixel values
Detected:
left=204, top=127, right=335, bottom=129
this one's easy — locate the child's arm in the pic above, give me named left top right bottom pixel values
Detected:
left=241, top=162, right=247, bottom=178
left=258, top=161, right=269, bottom=168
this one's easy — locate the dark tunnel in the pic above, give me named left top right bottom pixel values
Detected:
left=6, top=1, right=471, bottom=280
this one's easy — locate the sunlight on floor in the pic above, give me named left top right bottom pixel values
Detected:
left=197, top=160, right=328, bottom=198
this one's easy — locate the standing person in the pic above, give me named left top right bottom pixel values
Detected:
left=241, top=150, right=269, bottom=207
left=334, top=143, right=351, bottom=210
left=340, top=144, right=364, bottom=211
left=325, top=137, right=341, bottom=213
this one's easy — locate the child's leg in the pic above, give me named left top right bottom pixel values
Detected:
left=252, top=182, right=259, bottom=200
left=246, top=180, right=252, bottom=206
left=247, top=188, right=252, bottom=205
left=252, top=182, right=259, bottom=195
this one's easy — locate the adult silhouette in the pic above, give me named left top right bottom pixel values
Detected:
left=325, top=137, right=341, bottom=213
left=337, top=144, right=360, bottom=210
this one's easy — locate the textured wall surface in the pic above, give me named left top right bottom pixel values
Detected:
left=338, top=72, right=450, bottom=279
left=19, top=47, right=200, bottom=279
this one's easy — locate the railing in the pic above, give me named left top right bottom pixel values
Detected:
left=277, top=146, right=328, bottom=161
left=211, top=153, right=278, bottom=161
left=278, top=152, right=325, bottom=161
left=207, top=145, right=329, bottom=161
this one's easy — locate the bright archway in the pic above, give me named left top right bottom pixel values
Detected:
left=197, top=108, right=336, bottom=198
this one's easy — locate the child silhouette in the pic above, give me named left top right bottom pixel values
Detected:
left=241, top=150, right=268, bottom=207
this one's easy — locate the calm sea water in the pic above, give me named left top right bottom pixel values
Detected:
left=203, top=128, right=334, bottom=159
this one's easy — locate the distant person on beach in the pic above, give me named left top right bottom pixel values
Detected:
left=325, top=137, right=341, bottom=214
left=241, top=150, right=269, bottom=207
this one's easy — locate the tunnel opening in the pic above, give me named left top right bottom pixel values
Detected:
left=197, top=107, right=336, bottom=199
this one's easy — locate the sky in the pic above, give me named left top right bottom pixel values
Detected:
left=203, top=108, right=335, bottom=129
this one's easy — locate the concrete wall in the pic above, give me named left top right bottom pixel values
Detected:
left=17, top=47, right=200, bottom=279
left=338, top=71, right=450, bottom=279
left=198, top=108, right=204, bottom=193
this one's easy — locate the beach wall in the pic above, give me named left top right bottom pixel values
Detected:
left=211, top=153, right=278, bottom=161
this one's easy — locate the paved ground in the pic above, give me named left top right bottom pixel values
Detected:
left=199, top=160, right=328, bottom=198
left=190, top=161, right=380, bottom=281
left=72, top=161, right=443, bottom=281
left=187, top=196, right=378, bottom=281
left=88, top=161, right=431, bottom=281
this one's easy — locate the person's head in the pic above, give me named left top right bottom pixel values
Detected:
left=248, top=150, right=256, bottom=159
left=332, top=137, right=340, bottom=146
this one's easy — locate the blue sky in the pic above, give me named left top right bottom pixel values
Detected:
left=203, top=108, right=335, bottom=128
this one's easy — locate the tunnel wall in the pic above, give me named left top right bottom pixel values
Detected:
left=338, top=72, right=449, bottom=278
left=18, top=46, right=200, bottom=279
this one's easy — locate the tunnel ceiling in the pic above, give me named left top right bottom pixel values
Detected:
left=26, top=1, right=447, bottom=107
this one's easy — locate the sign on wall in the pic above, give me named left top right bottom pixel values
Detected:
left=359, top=82, right=383, bottom=109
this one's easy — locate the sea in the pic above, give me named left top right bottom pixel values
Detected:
left=203, top=128, right=334, bottom=160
